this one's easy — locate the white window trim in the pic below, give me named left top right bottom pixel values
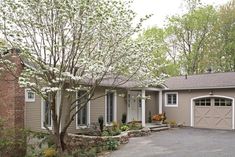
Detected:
left=56, top=91, right=62, bottom=132
left=41, top=98, right=52, bottom=130
left=76, top=90, right=91, bottom=129
left=165, top=92, right=178, bottom=107
left=105, top=89, right=117, bottom=125
left=127, top=92, right=131, bottom=122
left=25, top=88, right=35, bottom=102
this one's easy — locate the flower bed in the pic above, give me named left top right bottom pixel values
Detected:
left=65, top=132, right=129, bottom=152
left=65, top=127, right=151, bottom=152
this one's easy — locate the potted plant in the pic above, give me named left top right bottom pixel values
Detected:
left=152, top=112, right=166, bottom=124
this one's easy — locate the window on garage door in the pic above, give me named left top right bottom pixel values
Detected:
left=195, top=98, right=211, bottom=106
left=195, top=97, right=232, bottom=107
left=214, top=98, right=232, bottom=106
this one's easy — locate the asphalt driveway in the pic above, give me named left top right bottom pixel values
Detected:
left=110, top=128, right=235, bottom=157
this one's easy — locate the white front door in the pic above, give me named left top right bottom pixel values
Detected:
left=127, top=91, right=142, bottom=122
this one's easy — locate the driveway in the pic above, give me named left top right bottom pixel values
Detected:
left=110, top=128, right=235, bottom=157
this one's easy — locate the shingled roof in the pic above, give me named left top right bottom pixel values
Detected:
left=164, top=72, right=235, bottom=90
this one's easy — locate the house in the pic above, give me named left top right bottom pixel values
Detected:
left=164, top=73, right=235, bottom=130
left=1, top=52, right=235, bottom=133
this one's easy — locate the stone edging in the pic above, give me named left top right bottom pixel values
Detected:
left=65, top=127, right=151, bottom=151
left=127, top=128, right=151, bottom=137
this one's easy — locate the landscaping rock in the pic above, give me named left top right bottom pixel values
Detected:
left=127, top=128, right=151, bottom=137
left=65, top=132, right=129, bottom=152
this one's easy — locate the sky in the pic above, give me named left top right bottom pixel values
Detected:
left=131, top=0, right=231, bottom=28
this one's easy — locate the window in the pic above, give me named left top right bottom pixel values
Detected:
left=195, top=98, right=211, bottom=106
left=138, top=98, right=142, bottom=108
left=76, top=90, right=89, bottom=127
left=106, top=90, right=116, bottom=124
left=215, top=98, right=232, bottom=106
left=25, top=89, right=35, bottom=102
left=165, top=92, right=178, bottom=107
left=194, top=97, right=232, bottom=107
left=41, top=98, right=52, bottom=129
left=127, top=94, right=130, bottom=108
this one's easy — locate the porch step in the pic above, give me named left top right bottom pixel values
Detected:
left=146, top=124, right=170, bottom=132
left=150, top=126, right=170, bottom=132
left=147, top=124, right=168, bottom=129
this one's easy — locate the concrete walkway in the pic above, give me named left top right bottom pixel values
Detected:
left=110, top=127, right=235, bottom=157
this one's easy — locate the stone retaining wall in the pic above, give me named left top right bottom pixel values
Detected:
left=66, top=132, right=129, bottom=151
left=127, top=128, right=151, bottom=137
left=66, top=128, right=151, bottom=151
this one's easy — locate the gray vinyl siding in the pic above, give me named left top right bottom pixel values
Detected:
left=145, top=91, right=159, bottom=122
left=25, top=94, right=44, bottom=132
left=90, top=88, right=106, bottom=124
left=163, top=88, right=235, bottom=126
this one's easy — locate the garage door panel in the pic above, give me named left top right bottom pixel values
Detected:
left=214, top=119, right=231, bottom=130
left=195, top=119, right=215, bottom=129
left=195, top=106, right=214, bottom=128
left=214, top=107, right=232, bottom=116
left=194, top=98, right=233, bottom=130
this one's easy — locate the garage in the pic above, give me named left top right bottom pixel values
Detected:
left=193, top=97, right=233, bottom=130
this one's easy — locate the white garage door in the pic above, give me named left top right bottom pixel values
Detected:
left=194, top=97, right=233, bottom=130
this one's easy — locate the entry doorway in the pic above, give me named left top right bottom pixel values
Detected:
left=127, top=91, right=142, bottom=122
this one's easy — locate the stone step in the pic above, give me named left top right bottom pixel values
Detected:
left=150, top=126, right=170, bottom=132
left=148, top=124, right=168, bottom=129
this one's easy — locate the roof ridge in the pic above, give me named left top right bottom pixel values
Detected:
left=167, top=71, right=235, bottom=79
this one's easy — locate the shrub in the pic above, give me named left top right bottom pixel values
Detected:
left=167, top=120, right=177, bottom=127
left=72, top=148, right=97, bottom=157
left=111, top=121, right=119, bottom=130
left=101, top=130, right=110, bottom=136
left=121, top=113, right=127, bottom=124
left=162, top=112, right=167, bottom=123
left=110, top=129, right=121, bottom=136
left=77, top=127, right=101, bottom=136
left=43, top=148, right=57, bottom=157
left=98, top=116, right=104, bottom=132
left=120, top=125, right=129, bottom=131
left=148, top=111, right=152, bottom=123
left=0, top=118, right=28, bottom=157
left=102, top=127, right=121, bottom=136
left=127, top=121, right=142, bottom=130
left=106, top=138, right=119, bottom=151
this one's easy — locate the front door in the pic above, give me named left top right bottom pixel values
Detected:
left=127, top=91, right=142, bottom=122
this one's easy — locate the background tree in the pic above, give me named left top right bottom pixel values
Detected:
left=139, top=27, right=179, bottom=76
left=215, top=0, right=235, bottom=71
left=167, top=5, right=218, bottom=74
left=0, top=0, right=163, bottom=155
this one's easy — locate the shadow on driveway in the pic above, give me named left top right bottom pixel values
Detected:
left=110, top=127, right=235, bottom=157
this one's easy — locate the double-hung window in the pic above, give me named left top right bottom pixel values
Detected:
left=106, top=90, right=116, bottom=124
left=42, top=98, right=52, bottom=129
left=165, top=92, right=178, bottom=107
left=25, top=89, right=35, bottom=102
left=76, top=90, right=89, bottom=127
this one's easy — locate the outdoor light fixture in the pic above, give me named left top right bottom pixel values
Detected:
left=209, top=91, right=213, bottom=95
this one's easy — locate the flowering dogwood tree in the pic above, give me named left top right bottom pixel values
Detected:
left=0, top=0, right=164, bottom=154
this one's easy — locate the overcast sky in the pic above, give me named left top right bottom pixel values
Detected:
left=131, top=0, right=231, bottom=28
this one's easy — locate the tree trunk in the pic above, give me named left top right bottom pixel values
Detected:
left=51, top=95, right=66, bottom=155
left=50, top=94, right=70, bottom=156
